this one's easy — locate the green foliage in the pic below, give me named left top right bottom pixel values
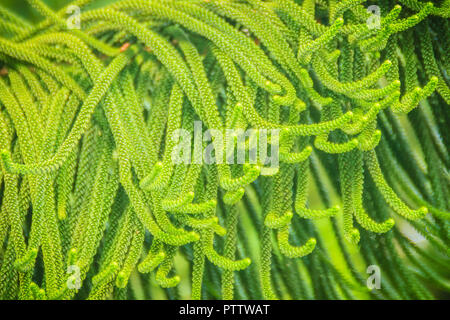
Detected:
left=0, top=0, right=449, bottom=300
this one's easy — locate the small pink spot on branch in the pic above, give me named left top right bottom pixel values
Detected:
left=120, top=42, right=130, bottom=52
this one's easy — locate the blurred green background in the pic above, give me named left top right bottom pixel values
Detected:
left=0, top=0, right=116, bottom=23
left=2, top=0, right=65, bottom=21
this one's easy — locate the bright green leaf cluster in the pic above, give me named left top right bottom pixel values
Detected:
left=0, top=0, right=448, bottom=300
